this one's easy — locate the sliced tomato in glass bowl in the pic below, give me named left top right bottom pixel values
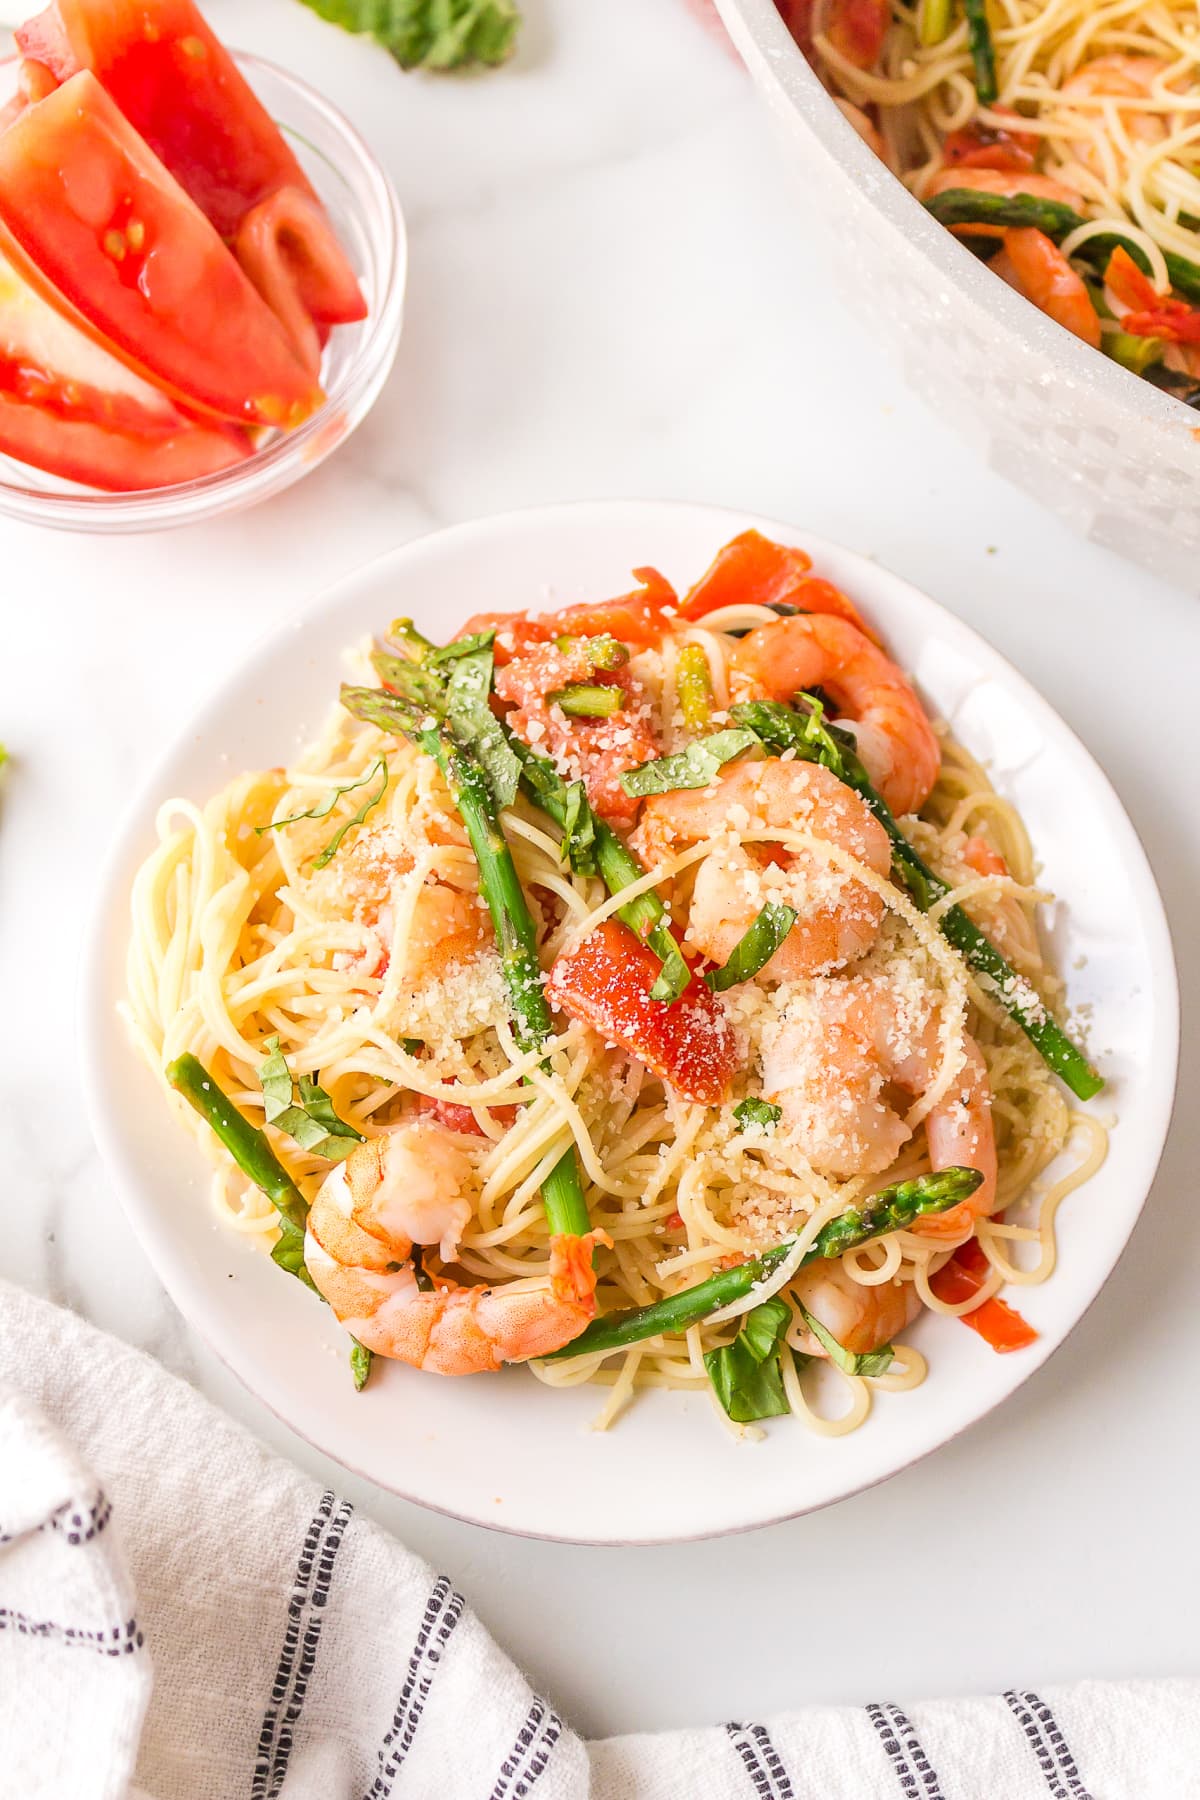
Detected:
left=18, top=0, right=367, bottom=347
left=0, top=245, right=250, bottom=490
left=0, top=71, right=323, bottom=429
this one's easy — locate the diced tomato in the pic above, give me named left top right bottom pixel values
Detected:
left=416, top=1090, right=518, bottom=1137
left=942, top=108, right=1038, bottom=173
left=1102, top=246, right=1200, bottom=343
left=679, top=528, right=880, bottom=643
left=0, top=242, right=249, bottom=488
left=546, top=919, right=737, bottom=1106
left=825, top=0, right=889, bottom=67
left=542, top=567, right=678, bottom=651
left=495, top=637, right=658, bottom=828
left=0, top=72, right=321, bottom=428
left=930, top=1236, right=1038, bottom=1353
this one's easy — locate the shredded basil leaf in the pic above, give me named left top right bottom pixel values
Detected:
left=401, top=1037, right=424, bottom=1055
left=620, top=728, right=760, bottom=799
left=704, top=1296, right=793, bottom=1423
left=648, top=934, right=692, bottom=1004
left=704, top=902, right=798, bottom=992
left=349, top=1338, right=373, bottom=1391
left=801, top=1305, right=895, bottom=1377
left=259, top=1037, right=363, bottom=1160
left=733, top=1098, right=782, bottom=1132
left=445, top=644, right=521, bottom=808
left=559, top=778, right=598, bottom=874
left=291, top=0, right=520, bottom=72
left=256, top=758, right=389, bottom=871
left=270, top=1223, right=311, bottom=1283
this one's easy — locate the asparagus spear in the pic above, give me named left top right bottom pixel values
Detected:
left=548, top=1167, right=982, bottom=1359
left=729, top=698, right=1103, bottom=1100
left=340, top=684, right=591, bottom=1238
left=963, top=0, right=997, bottom=103
left=167, top=1052, right=315, bottom=1286
left=925, top=190, right=1200, bottom=304
left=168, top=1054, right=375, bottom=1389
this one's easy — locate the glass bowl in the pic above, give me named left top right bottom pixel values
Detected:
left=0, top=52, right=405, bottom=532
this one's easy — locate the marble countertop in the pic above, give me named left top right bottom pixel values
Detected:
left=3, top=0, right=1199, bottom=1743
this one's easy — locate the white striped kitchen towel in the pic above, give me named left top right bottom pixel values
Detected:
left=1, top=1278, right=1196, bottom=1800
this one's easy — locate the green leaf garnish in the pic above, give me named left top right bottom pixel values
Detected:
left=704, top=902, right=797, bottom=992
left=259, top=1037, right=364, bottom=1160
left=559, top=778, right=598, bottom=874
left=350, top=1338, right=373, bottom=1391
left=800, top=1305, right=894, bottom=1377
left=292, top=0, right=520, bottom=72
left=256, top=757, right=389, bottom=871
left=704, top=1296, right=792, bottom=1423
left=548, top=683, right=623, bottom=718
left=620, top=728, right=760, bottom=799
left=647, top=934, right=692, bottom=1004
left=733, top=1097, right=782, bottom=1132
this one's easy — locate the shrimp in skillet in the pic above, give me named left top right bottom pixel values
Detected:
left=305, top=1126, right=609, bottom=1373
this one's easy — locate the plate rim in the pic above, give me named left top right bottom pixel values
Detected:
left=77, top=498, right=1181, bottom=1542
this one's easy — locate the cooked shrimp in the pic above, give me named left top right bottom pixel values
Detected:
left=729, top=615, right=940, bottom=814
left=305, top=1128, right=607, bottom=1373
left=924, top=165, right=1085, bottom=211
left=761, top=975, right=997, bottom=1239
left=634, top=758, right=892, bottom=981
left=791, top=1258, right=922, bottom=1357
left=1057, top=56, right=1172, bottom=180
left=314, top=823, right=491, bottom=984
left=991, top=228, right=1101, bottom=348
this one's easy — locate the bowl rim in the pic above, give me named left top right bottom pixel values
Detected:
left=76, top=498, right=1181, bottom=1542
left=713, top=0, right=1200, bottom=446
left=0, top=49, right=406, bottom=528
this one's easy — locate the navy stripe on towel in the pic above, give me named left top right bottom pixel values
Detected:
left=490, top=1695, right=564, bottom=1799
left=1004, top=1690, right=1093, bottom=1799
left=365, top=1574, right=464, bottom=1800
left=0, top=1606, right=142, bottom=1655
left=253, top=1491, right=354, bottom=1800
left=725, top=1721, right=793, bottom=1798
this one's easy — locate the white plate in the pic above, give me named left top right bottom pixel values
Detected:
left=79, top=501, right=1179, bottom=1543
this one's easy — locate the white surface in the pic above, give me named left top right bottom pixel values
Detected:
left=1, top=0, right=1198, bottom=1737
left=716, top=0, right=1200, bottom=591
left=80, top=499, right=1177, bottom=1543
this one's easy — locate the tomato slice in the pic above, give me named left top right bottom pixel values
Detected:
left=543, top=568, right=678, bottom=651
left=679, top=529, right=878, bottom=641
left=0, top=72, right=321, bottom=428
left=0, top=242, right=249, bottom=489
left=546, top=919, right=737, bottom=1105
left=415, top=1089, right=518, bottom=1137
left=929, top=1236, right=1038, bottom=1354
left=19, top=0, right=366, bottom=352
